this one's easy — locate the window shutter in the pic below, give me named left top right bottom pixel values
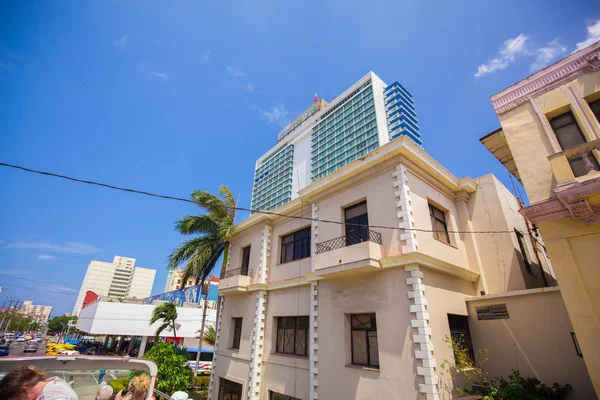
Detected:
left=476, top=304, right=509, bottom=320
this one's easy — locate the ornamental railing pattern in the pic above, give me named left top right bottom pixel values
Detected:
left=315, top=229, right=382, bottom=254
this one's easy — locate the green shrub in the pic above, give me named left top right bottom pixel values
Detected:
left=194, top=376, right=210, bottom=390
left=144, top=343, right=192, bottom=393
left=484, top=369, right=572, bottom=400
left=108, top=377, right=129, bottom=392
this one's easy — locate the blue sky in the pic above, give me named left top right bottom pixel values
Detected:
left=1, top=1, right=598, bottom=316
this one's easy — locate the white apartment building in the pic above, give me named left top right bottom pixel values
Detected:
left=19, top=300, right=52, bottom=324
left=72, top=256, right=156, bottom=316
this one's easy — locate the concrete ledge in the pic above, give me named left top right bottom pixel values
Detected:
left=465, top=286, right=560, bottom=302
left=380, top=252, right=479, bottom=282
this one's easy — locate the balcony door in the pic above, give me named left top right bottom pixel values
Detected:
left=219, top=378, right=242, bottom=400
left=345, top=201, right=369, bottom=246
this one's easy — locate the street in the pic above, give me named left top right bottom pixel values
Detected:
left=4, top=340, right=129, bottom=398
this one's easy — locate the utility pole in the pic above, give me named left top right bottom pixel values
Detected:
left=3, top=300, right=21, bottom=335
left=0, top=297, right=15, bottom=329
left=194, top=281, right=210, bottom=378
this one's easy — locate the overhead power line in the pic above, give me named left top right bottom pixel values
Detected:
left=0, top=275, right=80, bottom=290
left=0, top=161, right=522, bottom=235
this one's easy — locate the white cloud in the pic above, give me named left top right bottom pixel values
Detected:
left=575, top=20, right=600, bottom=51
left=113, top=35, right=129, bottom=48
left=0, top=240, right=100, bottom=255
left=201, top=49, right=212, bottom=63
left=246, top=83, right=254, bottom=93
left=257, top=104, right=291, bottom=126
left=530, top=38, right=567, bottom=72
left=38, top=255, right=56, bottom=260
left=44, top=284, right=78, bottom=294
left=226, top=66, right=244, bottom=78
left=475, top=34, right=529, bottom=78
left=148, top=71, right=169, bottom=80
left=0, top=268, right=33, bottom=276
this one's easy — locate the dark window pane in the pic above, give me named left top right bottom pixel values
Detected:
left=241, top=246, right=251, bottom=275
left=232, top=318, right=242, bottom=349
left=283, top=329, right=295, bottom=353
left=447, top=314, right=474, bottom=363
left=368, top=331, right=379, bottom=367
left=550, top=112, right=587, bottom=150
left=276, top=328, right=284, bottom=353
left=281, top=228, right=311, bottom=263
left=295, top=329, right=306, bottom=356
left=352, top=330, right=368, bottom=365
left=590, top=99, right=600, bottom=123
left=297, top=316, right=309, bottom=330
left=351, top=314, right=372, bottom=329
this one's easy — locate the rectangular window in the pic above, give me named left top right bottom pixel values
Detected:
left=350, top=313, right=379, bottom=368
left=241, top=246, right=251, bottom=276
left=447, top=314, right=475, bottom=363
left=429, top=204, right=450, bottom=244
left=549, top=111, right=599, bottom=176
left=218, top=378, right=242, bottom=400
left=231, top=318, right=242, bottom=350
left=275, top=316, right=308, bottom=357
left=590, top=98, right=600, bottom=123
left=269, top=391, right=301, bottom=400
left=280, top=227, right=311, bottom=263
left=514, top=229, right=532, bottom=273
left=345, top=201, right=369, bottom=245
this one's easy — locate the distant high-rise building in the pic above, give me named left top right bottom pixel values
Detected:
left=72, top=256, right=156, bottom=316
left=164, top=269, right=195, bottom=292
left=250, top=72, right=420, bottom=212
left=19, top=300, right=52, bottom=324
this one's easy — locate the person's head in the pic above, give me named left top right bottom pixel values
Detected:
left=68, top=376, right=74, bottom=381
left=127, top=375, right=150, bottom=400
left=95, top=384, right=113, bottom=400
left=0, top=366, right=48, bottom=400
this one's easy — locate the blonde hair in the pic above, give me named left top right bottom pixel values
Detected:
left=128, top=375, right=150, bottom=399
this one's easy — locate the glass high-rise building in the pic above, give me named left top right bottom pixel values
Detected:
left=250, top=72, right=420, bottom=213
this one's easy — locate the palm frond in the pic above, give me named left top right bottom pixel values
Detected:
left=219, top=185, right=237, bottom=220
left=168, top=236, right=216, bottom=269
left=175, top=214, right=219, bottom=236
left=179, top=239, right=222, bottom=284
left=190, top=190, right=229, bottom=219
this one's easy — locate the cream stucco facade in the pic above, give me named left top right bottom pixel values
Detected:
left=207, top=133, right=594, bottom=399
left=481, top=41, right=600, bottom=397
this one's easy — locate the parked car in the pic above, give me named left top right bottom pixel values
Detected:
left=0, top=346, right=9, bottom=356
left=24, top=343, right=38, bottom=353
left=58, top=350, right=80, bottom=356
left=16, top=337, right=25, bottom=342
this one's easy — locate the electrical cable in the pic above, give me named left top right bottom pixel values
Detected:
left=0, top=275, right=80, bottom=290
left=0, top=162, right=526, bottom=235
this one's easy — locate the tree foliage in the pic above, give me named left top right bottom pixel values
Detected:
left=0, top=314, right=41, bottom=332
left=47, top=315, right=77, bottom=333
left=144, top=343, right=191, bottom=394
left=168, top=186, right=237, bottom=285
left=149, top=303, right=179, bottom=341
left=203, top=325, right=216, bottom=346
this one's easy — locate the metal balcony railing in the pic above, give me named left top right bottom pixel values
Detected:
left=220, top=267, right=253, bottom=279
left=315, top=229, right=382, bottom=254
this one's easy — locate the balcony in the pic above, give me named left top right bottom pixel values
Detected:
left=218, top=267, right=253, bottom=295
left=548, top=138, right=600, bottom=186
left=315, top=230, right=383, bottom=277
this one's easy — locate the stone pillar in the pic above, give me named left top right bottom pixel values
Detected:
left=406, top=264, right=440, bottom=400
left=309, top=282, right=319, bottom=400
left=127, top=336, right=136, bottom=355
left=138, top=336, right=148, bottom=358
left=247, top=291, right=267, bottom=400
left=393, top=164, right=419, bottom=253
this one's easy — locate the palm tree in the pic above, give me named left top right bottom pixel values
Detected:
left=150, top=303, right=179, bottom=343
left=203, top=325, right=216, bottom=346
left=168, top=186, right=237, bottom=285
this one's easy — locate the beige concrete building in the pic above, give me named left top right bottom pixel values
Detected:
left=73, top=256, right=156, bottom=316
left=19, top=300, right=52, bottom=324
left=481, top=41, right=600, bottom=397
left=209, top=133, right=595, bottom=399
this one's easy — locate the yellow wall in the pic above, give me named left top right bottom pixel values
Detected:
left=228, top=225, right=264, bottom=282
left=467, top=289, right=595, bottom=399
left=497, top=71, right=600, bottom=204
left=269, top=212, right=313, bottom=283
